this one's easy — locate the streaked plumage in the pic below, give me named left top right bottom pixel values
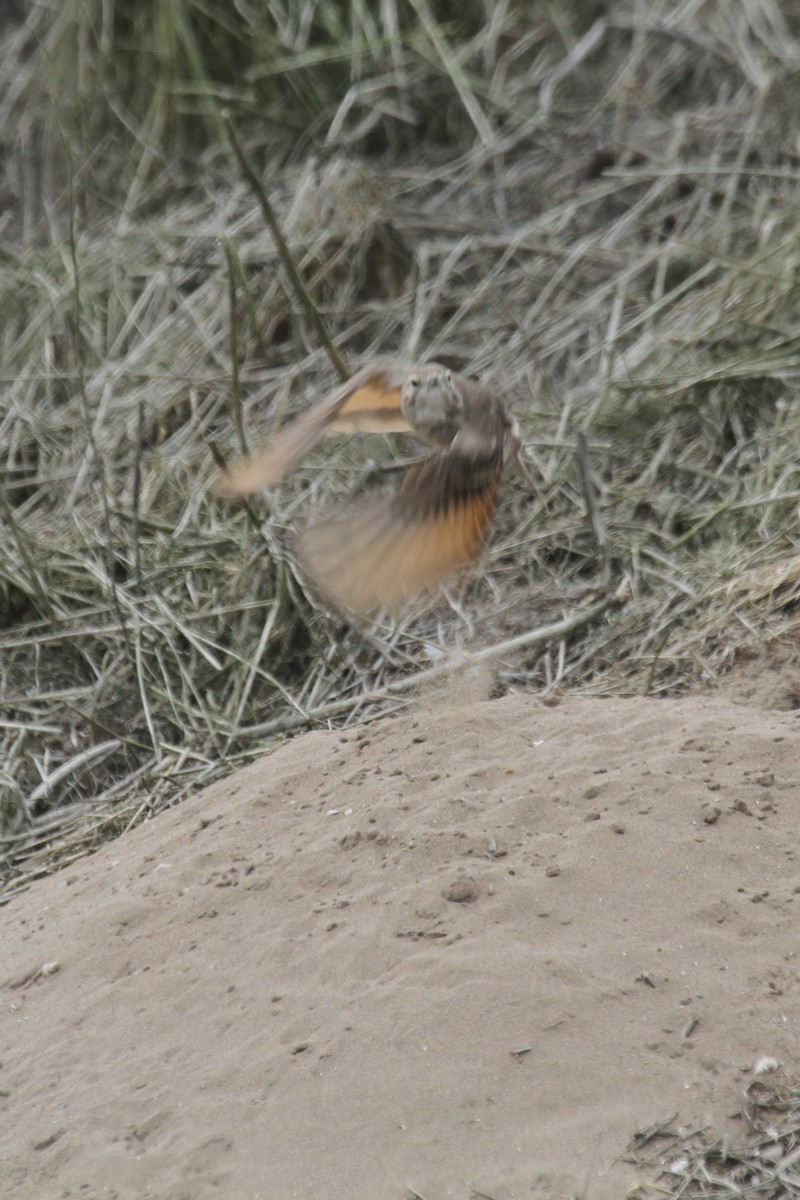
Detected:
left=215, top=358, right=530, bottom=615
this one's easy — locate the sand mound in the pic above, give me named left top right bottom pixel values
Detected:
left=2, top=689, right=798, bottom=1199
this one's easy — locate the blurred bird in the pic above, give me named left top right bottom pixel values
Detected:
left=215, top=358, right=535, bottom=615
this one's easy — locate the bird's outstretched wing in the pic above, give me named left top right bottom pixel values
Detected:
left=214, top=359, right=412, bottom=496
left=295, top=446, right=503, bottom=614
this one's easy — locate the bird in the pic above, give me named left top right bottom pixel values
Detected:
left=215, top=358, right=535, bottom=616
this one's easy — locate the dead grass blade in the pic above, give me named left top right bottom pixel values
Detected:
left=4, top=0, right=800, bottom=894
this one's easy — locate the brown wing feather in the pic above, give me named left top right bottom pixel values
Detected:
left=325, top=380, right=409, bottom=434
left=295, top=449, right=502, bottom=614
left=214, top=359, right=411, bottom=497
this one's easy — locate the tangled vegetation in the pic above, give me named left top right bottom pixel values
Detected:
left=2, top=0, right=800, bottom=900
left=629, top=1075, right=800, bottom=1200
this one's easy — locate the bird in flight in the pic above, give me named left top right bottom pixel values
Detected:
left=215, top=358, right=534, bottom=616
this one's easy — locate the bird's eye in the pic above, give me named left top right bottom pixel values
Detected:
left=445, top=370, right=453, bottom=383
left=408, top=375, right=420, bottom=389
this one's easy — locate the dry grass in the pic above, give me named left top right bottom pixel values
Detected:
left=3, top=0, right=800, bottom=900
left=628, top=1075, right=800, bottom=1199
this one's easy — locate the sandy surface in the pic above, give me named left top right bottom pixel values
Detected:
left=2, top=684, right=799, bottom=1200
